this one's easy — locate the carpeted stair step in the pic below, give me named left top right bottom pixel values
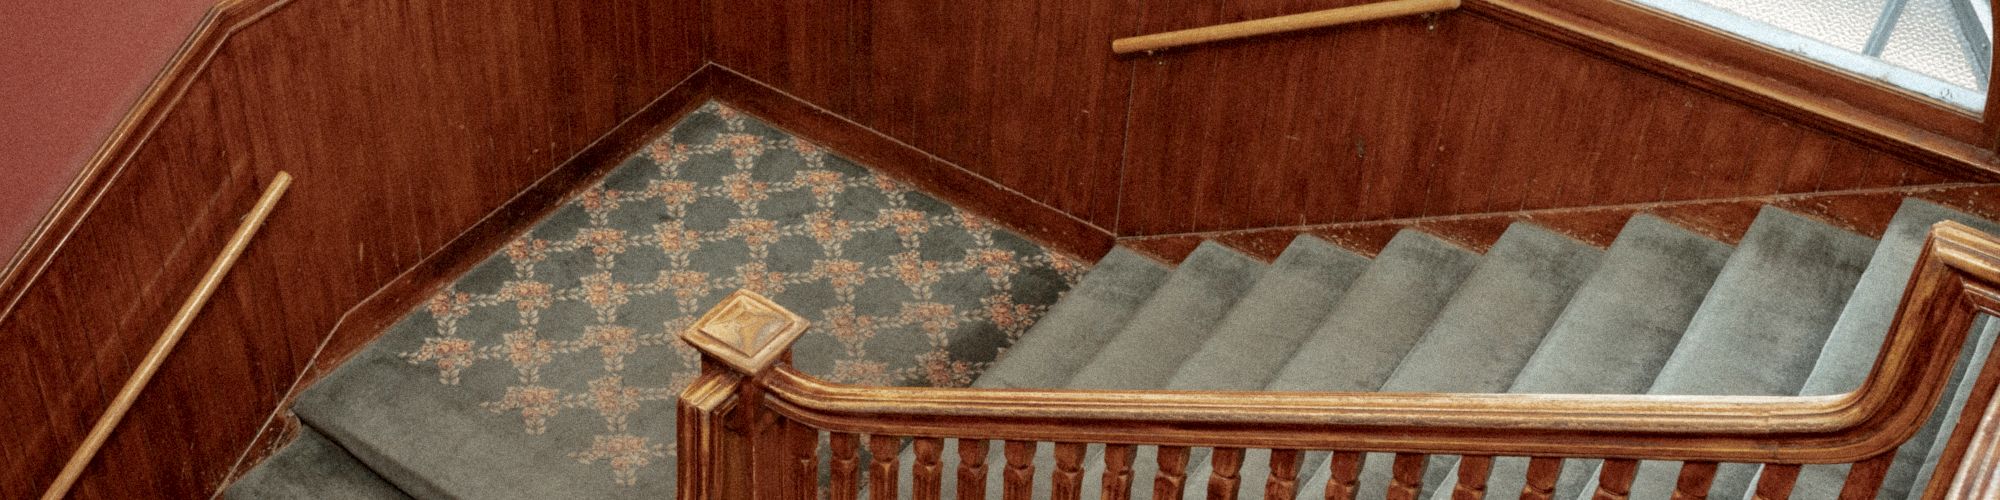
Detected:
left=974, top=247, right=1173, bottom=390
left=1221, top=229, right=1482, bottom=500
left=1427, top=214, right=1733, bottom=500
left=1316, top=222, right=1604, bottom=500
left=1065, top=241, right=1267, bottom=391
left=1911, top=318, right=2000, bottom=499
left=225, top=425, right=412, bottom=500
left=1142, top=234, right=1371, bottom=499
left=1776, top=199, right=2000, bottom=499
left=1167, top=234, right=1373, bottom=392
left=1579, top=206, right=1876, bottom=499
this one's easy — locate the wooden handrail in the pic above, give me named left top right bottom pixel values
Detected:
left=678, top=221, right=2000, bottom=499
left=1111, top=0, right=1462, bottom=55
left=41, top=172, right=292, bottom=500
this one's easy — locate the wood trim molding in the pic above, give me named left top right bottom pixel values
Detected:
left=0, top=0, right=291, bottom=323
left=1465, top=0, right=2000, bottom=182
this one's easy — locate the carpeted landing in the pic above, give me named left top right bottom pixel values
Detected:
left=228, top=102, right=1086, bottom=498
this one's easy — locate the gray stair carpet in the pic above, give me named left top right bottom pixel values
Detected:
left=268, top=102, right=1085, bottom=498
left=1578, top=206, right=1876, bottom=500
left=225, top=425, right=412, bottom=500
left=1428, top=214, right=1732, bottom=500
left=1316, top=223, right=1604, bottom=500
left=1242, top=229, right=1482, bottom=500
left=1149, top=235, right=1371, bottom=499
left=1777, top=199, right=2000, bottom=500
left=976, top=247, right=1172, bottom=390
left=1911, top=318, right=2000, bottom=500
left=1066, top=241, right=1267, bottom=391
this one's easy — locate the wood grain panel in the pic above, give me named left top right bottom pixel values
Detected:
left=710, top=0, right=1138, bottom=229
left=0, top=0, right=705, bottom=497
left=1118, top=3, right=1937, bottom=235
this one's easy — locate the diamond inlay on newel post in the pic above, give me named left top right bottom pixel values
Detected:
left=677, top=289, right=812, bottom=500
left=680, top=289, right=810, bottom=375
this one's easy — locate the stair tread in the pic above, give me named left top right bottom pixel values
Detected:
left=1166, top=234, right=1372, bottom=391
left=1422, top=214, right=1733, bottom=500
left=974, top=246, right=1172, bottom=390
left=1589, top=205, right=1878, bottom=499
left=1340, top=223, right=1607, bottom=499
left=1778, top=199, right=2000, bottom=499
left=1236, top=229, right=1479, bottom=500
left=1067, top=241, right=1267, bottom=390
left=1911, top=318, right=2000, bottom=499
left=1266, top=229, right=1483, bottom=393
left=224, top=425, right=412, bottom=500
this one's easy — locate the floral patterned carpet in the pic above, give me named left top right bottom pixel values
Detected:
left=286, top=102, right=1084, bottom=497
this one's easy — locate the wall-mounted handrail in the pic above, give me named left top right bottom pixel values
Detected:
left=41, top=172, right=292, bottom=500
left=676, top=221, right=2000, bottom=499
left=1111, top=0, right=1462, bottom=55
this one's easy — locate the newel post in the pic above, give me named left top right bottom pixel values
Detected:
left=676, top=290, right=812, bottom=499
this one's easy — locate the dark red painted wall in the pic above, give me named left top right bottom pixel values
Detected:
left=0, top=1, right=216, bottom=262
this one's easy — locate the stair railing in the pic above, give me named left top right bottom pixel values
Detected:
left=678, top=221, right=2000, bottom=500
left=1110, top=0, right=1461, bottom=55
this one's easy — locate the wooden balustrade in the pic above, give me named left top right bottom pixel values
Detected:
left=677, top=222, right=2000, bottom=500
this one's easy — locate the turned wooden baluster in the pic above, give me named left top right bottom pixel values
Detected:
left=831, top=433, right=862, bottom=500
left=1672, top=461, right=1717, bottom=500
left=1388, top=454, right=1430, bottom=500
left=1592, top=459, right=1638, bottom=500
left=1004, top=441, right=1036, bottom=499
left=1452, top=455, right=1493, bottom=500
left=675, top=290, right=814, bottom=500
left=869, top=435, right=902, bottom=500
left=1053, top=442, right=1087, bottom=500
left=958, top=439, right=990, bottom=498
left=1836, top=453, right=1894, bottom=499
left=1751, top=464, right=1800, bottom=500
left=1103, top=444, right=1137, bottom=500
left=1155, top=445, right=1192, bottom=498
left=1324, top=451, right=1364, bottom=500
left=911, top=438, right=943, bottom=500
left=1209, top=447, right=1246, bottom=500
left=1520, top=457, right=1563, bottom=500
left=1266, top=449, right=1303, bottom=499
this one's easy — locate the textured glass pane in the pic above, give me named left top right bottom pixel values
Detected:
left=1880, top=0, right=1983, bottom=89
left=1693, top=0, right=1888, bottom=52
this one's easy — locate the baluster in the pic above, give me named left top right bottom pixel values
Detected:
left=1751, top=464, right=1800, bottom=500
left=785, top=421, right=819, bottom=500
left=1155, top=445, right=1192, bottom=498
left=1388, top=453, right=1430, bottom=500
left=1103, top=444, right=1137, bottom=500
left=1209, top=447, right=1246, bottom=500
left=1520, top=457, right=1563, bottom=500
left=1452, top=455, right=1493, bottom=500
left=911, top=437, right=943, bottom=500
left=1592, top=459, right=1638, bottom=500
left=1053, top=442, right=1086, bottom=500
left=957, top=439, right=989, bottom=499
left=1003, top=441, right=1036, bottom=499
left=1266, top=449, right=1302, bottom=500
left=1324, top=451, right=1363, bottom=500
left=1837, top=453, right=1895, bottom=500
left=831, top=433, right=861, bottom=500
left=1672, top=461, right=1717, bottom=500
left=869, top=435, right=901, bottom=500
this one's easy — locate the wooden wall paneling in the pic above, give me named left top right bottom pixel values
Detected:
left=710, top=0, right=1137, bottom=229
left=1112, top=1, right=1955, bottom=236
left=0, top=0, right=706, bottom=497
